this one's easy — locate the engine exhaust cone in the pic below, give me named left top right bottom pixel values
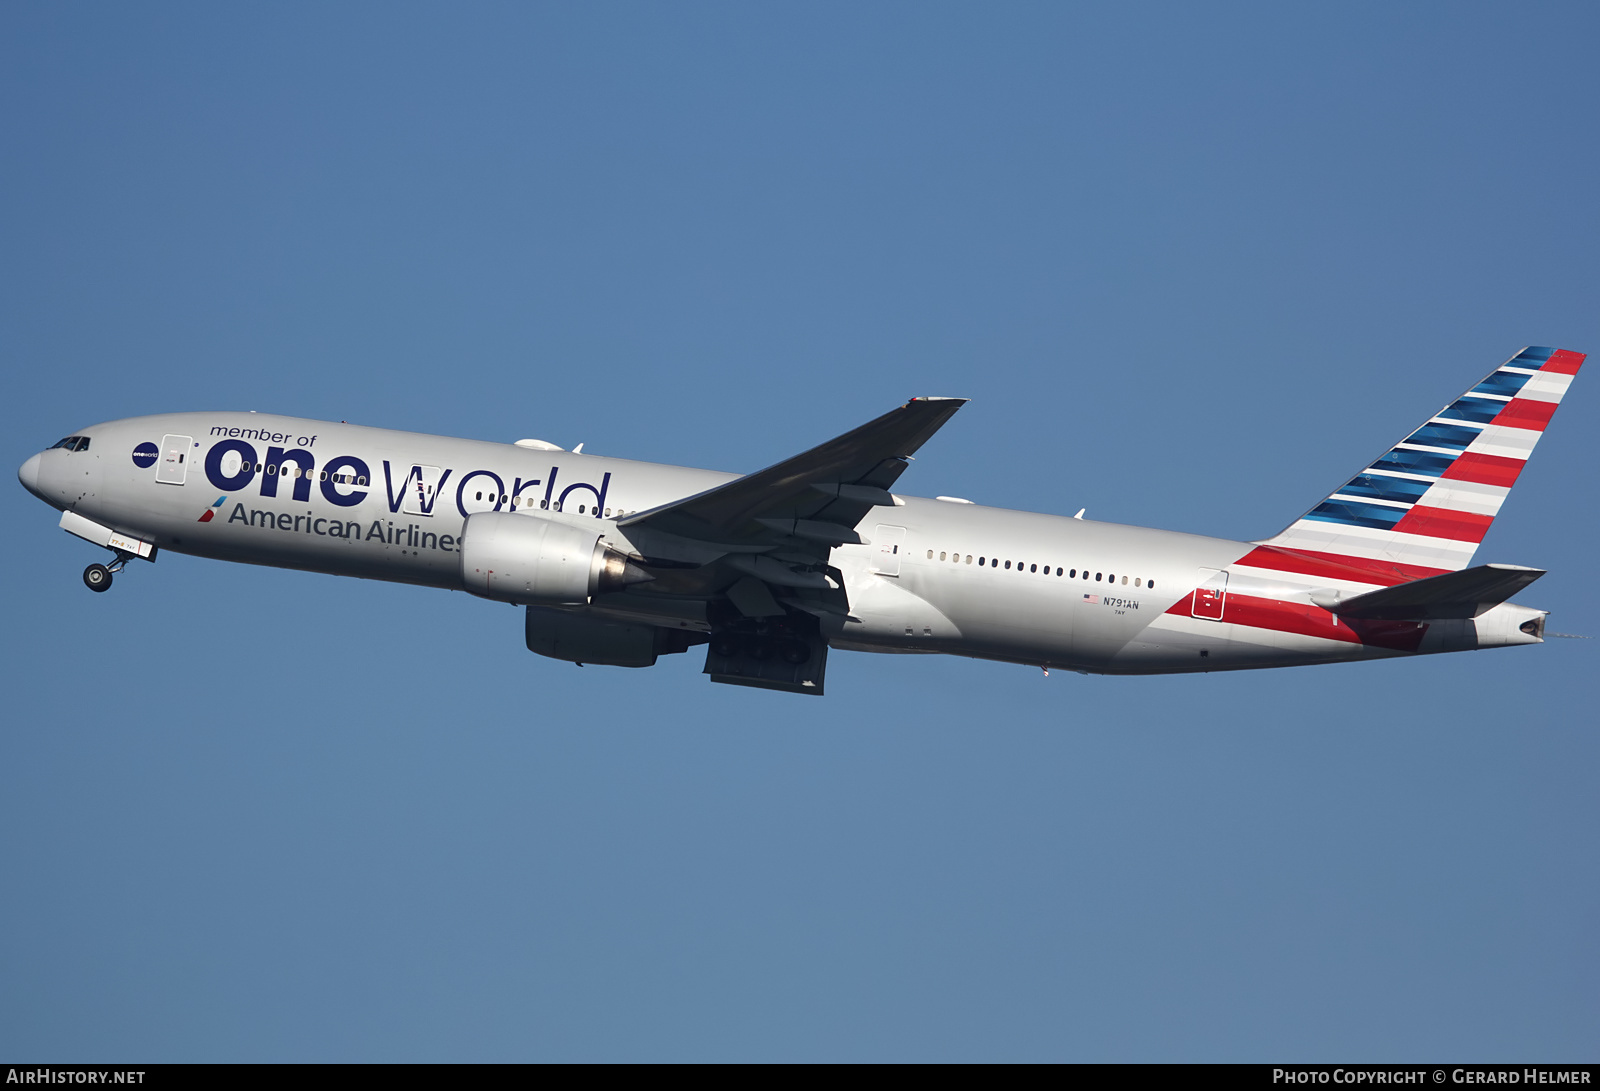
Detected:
left=596, top=550, right=655, bottom=595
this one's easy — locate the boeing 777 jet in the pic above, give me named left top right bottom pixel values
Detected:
left=18, top=346, right=1584, bottom=695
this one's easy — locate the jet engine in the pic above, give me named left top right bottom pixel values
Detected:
left=459, top=512, right=651, bottom=605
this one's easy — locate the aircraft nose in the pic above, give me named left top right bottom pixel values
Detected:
left=18, top=452, right=44, bottom=498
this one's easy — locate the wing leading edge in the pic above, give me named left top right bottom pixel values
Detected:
left=619, top=396, right=967, bottom=559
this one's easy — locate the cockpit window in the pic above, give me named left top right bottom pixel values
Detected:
left=50, top=436, right=83, bottom=450
left=74, top=437, right=90, bottom=451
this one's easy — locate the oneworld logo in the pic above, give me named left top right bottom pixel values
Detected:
left=132, top=442, right=159, bottom=468
left=202, top=428, right=615, bottom=520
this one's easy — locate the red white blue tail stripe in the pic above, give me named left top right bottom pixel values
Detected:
left=1247, top=347, right=1584, bottom=584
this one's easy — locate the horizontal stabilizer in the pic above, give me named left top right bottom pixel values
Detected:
left=1328, top=563, right=1545, bottom=620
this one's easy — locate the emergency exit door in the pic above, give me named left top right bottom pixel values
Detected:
left=872, top=525, right=907, bottom=576
left=1191, top=569, right=1228, bottom=620
left=400, top=466, right=445, bottom=515
left=156, top=434, right=193, bottom=485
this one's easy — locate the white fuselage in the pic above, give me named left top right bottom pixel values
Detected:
left=19, top=411, right=1544, bottom=676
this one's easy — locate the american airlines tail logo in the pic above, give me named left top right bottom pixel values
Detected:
left=198, top=496, right=227, bottom=522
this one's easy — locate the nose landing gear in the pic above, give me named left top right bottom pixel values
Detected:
left=82, top=550, right=136, bottom=593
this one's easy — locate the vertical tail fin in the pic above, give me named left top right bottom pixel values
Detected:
left=1253, top=347, right=1584, bottom=583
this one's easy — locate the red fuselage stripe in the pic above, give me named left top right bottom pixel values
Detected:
left=1163, top=590, right=1428, bottom=651
left=1232, top=546, right=1448, bottom=587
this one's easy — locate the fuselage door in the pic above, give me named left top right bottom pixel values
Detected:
left=156, top=434, right=193, bottom=485
left=871, top=524, right=907, bottom=576
left=1191, top=568, right=1228, bottom=621
left=400, top=465, right=445, bottom=516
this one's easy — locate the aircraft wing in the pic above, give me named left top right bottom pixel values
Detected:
left=618, top=396, right=966, bottom=561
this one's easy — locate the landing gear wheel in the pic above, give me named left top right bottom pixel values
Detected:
left=83, top=563, right=112, bottom=592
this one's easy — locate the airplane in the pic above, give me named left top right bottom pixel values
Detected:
left=16, top=346, right=1585, bottom=696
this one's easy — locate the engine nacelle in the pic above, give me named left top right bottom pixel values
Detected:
left=459, top=512, right=649, bottom=605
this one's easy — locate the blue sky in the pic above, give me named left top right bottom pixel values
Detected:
left=3, top=2, right=1596, bottom=1061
